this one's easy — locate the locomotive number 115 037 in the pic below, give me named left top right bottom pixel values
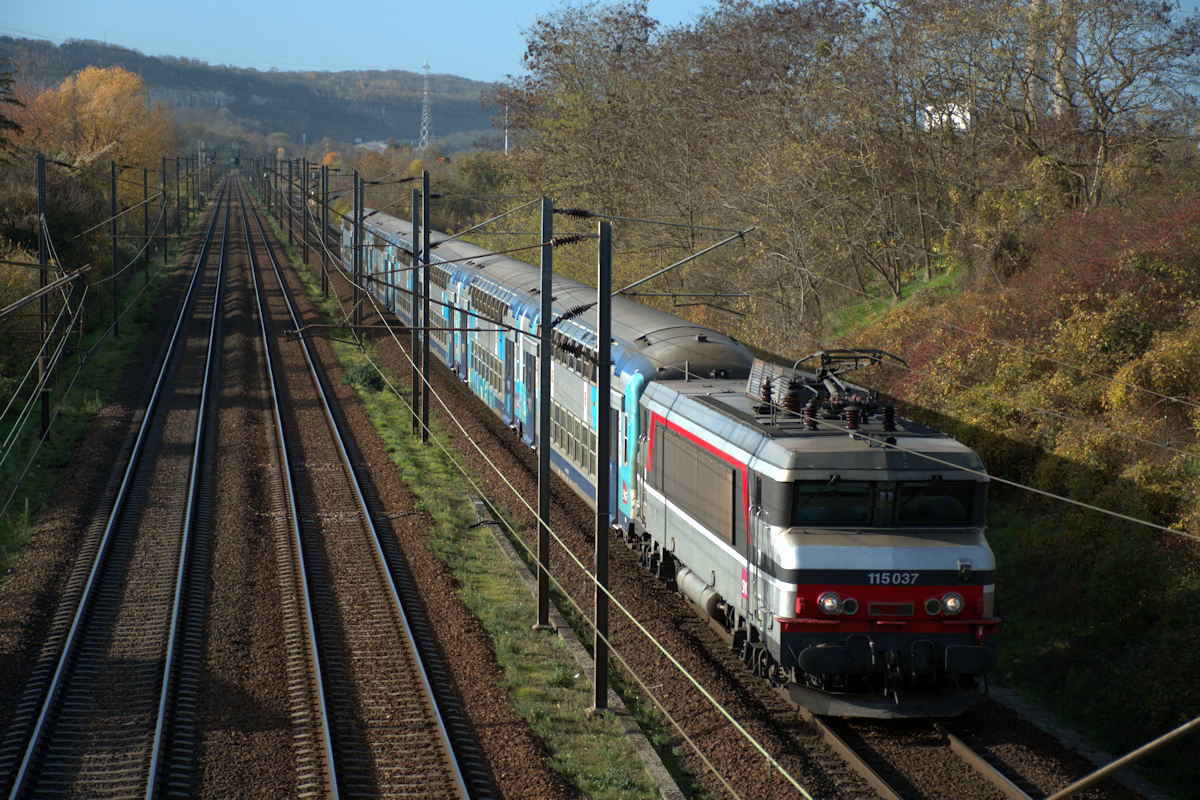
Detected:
left=866, top=571, right=920, bottom=586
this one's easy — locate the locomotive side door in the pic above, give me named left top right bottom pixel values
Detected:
left=744, top=477, right=768, bottom=631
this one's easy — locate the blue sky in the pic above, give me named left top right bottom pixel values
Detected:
left=3, top=0, right=1199, bottom=84
left=0, top=0, right=714, bottom=83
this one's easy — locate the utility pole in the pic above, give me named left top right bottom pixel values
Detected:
left=301, top=158, right=309, bottom=265
left=352, top=170, right=362, bottom=345
left=110, top=160, right=119, bottom=336
left=421, top=169, right=431, bottom=445
left=321, top=164, right=329, bottom=297
left=287, top=158, right=294, bottom=245
left=591, top=220, right=612, bottom=713
left=185, top=156, right=192, bottom=229
left=37, top=154, right=49, bottom=435
left=142, top=167, right=149, bottom=285
left=411, top=188, right=420, bottom=436
left=175, top=156, right=181, bottom=239
left=162, top=156, right=169, bottom=264
left=536, top=195, right=554, bottom=629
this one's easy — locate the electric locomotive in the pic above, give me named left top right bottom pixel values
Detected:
left=342, top=212, right=999, bottom=717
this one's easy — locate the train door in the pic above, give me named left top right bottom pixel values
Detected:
left=449, top=287, right=459, bottom=372
left=385, top=246, right=395, bottom=311
left=618, top=374, right=645, bottom=525
left=503, top=337, right=515, bottom=422
left=459, top=307, right=469, bottom=379
left=524, top=350, right=536, bottom=440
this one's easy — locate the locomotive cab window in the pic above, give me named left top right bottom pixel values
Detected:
left=791, top=479, right=977, bottom=527
left=792, top=480, right=871, bottom=526
left=896, top=481, right=974, bottom=525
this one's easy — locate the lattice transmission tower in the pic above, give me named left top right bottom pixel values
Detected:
left=418, top=60, right=433, bottom=151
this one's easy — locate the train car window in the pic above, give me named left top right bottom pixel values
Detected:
left=614, top=410, right=624, bottom=465
left=650, top=421, right=665, bottom=490
left=895, top=481, right=974, bottom=525
left=792, top=480, right=871, bottom=526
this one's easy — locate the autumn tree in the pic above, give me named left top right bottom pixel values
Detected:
left=1, top=66, right=176, bottom=288
left=13, top=66, right=174, bottom=178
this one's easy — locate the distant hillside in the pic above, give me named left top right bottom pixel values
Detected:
left=0, top=37, right=499, bottom=151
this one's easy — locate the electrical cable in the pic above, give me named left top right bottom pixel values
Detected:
left=332, top=263, right=769, bottom=800
left=866, top=348, right=1195, bottom=458
left=1, top=167, right=209, bottom=522
left=789, top=398, right=1199, bottom=542
left=90, top=199, right=169, bottom=287
left=69, top=165, right=199, bottom=241
left=555, top=207, right=747, bottom=234
left=0, top=283, right=90, bottom=523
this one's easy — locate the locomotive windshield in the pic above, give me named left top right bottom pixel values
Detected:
left=792, top=479, right=976, bottom=527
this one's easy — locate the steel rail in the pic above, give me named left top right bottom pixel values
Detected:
left=238, top=182, right=341, bottom=798
left=6, top=184, right=229, bottom=800
left=945, top=730, right=1034, bottom=800
left=799, top=710, right=904, bottom=800
left=245, top=181, right=470, bottom=799
left=144, top=182, right=231, bottom=798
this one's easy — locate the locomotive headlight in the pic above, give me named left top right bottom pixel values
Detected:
left=941, top=592, right=964, bottom=615
left=817, top=591, right=843, bottom=615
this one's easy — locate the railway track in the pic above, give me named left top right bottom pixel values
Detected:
left=240, top=181, right=489, bottom=799
left=0, top=183, right=231, bottom=799
left=680, top=596, right=1048, bottom=798
left=0, top=180, right=495, bottom=798
left=812, top=711, right=1035, bottom=800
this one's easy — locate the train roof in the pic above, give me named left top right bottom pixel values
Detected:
left=643, top=374, right=986, bottom=480
left=359, top=211, right=754, bottom=380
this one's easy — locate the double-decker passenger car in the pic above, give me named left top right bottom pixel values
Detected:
left=343, top=213, right=999, bottom=717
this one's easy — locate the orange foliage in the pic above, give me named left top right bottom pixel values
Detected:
left=11, top=66, right=175, bottom=178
